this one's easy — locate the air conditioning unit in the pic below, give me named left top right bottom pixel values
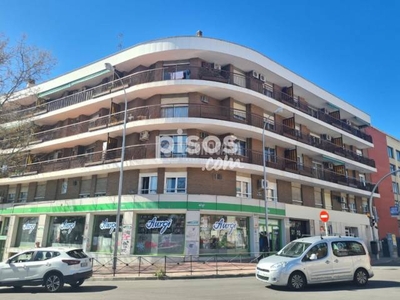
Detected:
left=259, top=74, right=266, bottom=82
left=258, top=179, right=267, bottom=189
left=200, top=95, right=209, bottom=103
left=321, top=134, right=332, bottom=141
left=139, top=130, right=150, bottom=141
left=252, top=71, right=259, bottom=78
left=213, top=63, right=221, bottom=71
left=346, top=119, right=352, bottom=125
left=320, top=108, right=329, bottom=114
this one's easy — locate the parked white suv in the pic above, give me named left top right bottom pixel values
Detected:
left=0, top=247, right=93, bottom=292
left=256, top=236, right=374, bottom=290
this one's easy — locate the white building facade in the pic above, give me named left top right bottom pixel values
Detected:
left=0, top=36, right=377, bottom=261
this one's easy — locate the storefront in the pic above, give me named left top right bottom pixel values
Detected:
left=199, top=215, right=249, bottom=254
left=289, top=219, right=310, bottom=241
left=258, top=218, right=282, bottom=252
left=47, top=216, right=85, bottom=248
left=134, top=214, right=185, bottom=255
left=14, top=217, right=38, bottom=248
left=91, top=215, right=122, bottom=253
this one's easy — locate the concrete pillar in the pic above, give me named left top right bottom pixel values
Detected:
left=249, top=215, right=259, bottom=256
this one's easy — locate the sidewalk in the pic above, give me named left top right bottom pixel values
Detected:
left=88, top=256, right=400, bottom=281
left=371, top=255, right=400, bottom=267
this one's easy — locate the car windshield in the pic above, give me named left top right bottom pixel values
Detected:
left=277, top=241, right=312, bottom=257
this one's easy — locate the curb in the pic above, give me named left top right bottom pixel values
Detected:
left=88, top=273, right=254, bottom=281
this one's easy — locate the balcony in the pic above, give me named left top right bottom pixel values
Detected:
left=12, top=103, right=374, bottom=168
left=1, top=142, right=377, bottom=193
left=7, top=64, right=372, bottom=143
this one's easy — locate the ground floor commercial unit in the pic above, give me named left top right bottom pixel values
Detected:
left=0, top=195, right=373, bottom=261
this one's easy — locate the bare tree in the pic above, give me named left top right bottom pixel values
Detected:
left=0, top=33, right=56, bottom=178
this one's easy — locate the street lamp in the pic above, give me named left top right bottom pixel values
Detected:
left=105, top=62, right=128, bottom=276
left=262, top=107, right=283, bottom=253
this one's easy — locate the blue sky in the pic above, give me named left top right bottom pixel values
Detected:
left=1, top=0, right=399, bottom=138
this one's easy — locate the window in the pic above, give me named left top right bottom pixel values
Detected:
left=61, top=179, right=68, bottom=194
left=233, top=102, right=246, bottom=120
left=35, top=183, right=46, bottom=201
left=397, top=150, right=400, bottom=161
left=263, top=113, right=275, bottom=130
left=235, top=140, right=247, bottom=156
left=8, top=186, right=16, bottom=203
left=80, top=178, right=92, bottom=198
left=393, top=182, right=399, bottom=194
left=161, top=105, right=188, bottom=118
left=160, top=135, right=187, bottom=158
left=332, top=241, right=366, bottom=257
left=139, top=174, right=158, bottom=194
left=264, top=147, right=276, bottom=162
left=236, top=177, right=251, bottom=198
left=95, top=176, right=107, bottom=196
left=388, top=146, right=394, bottom=158
left=18, top=186, right=28, bottom=202
left=359, top=174, right=366, bottom=186
left=304, top=242, right=328, bottom=260
left=165, top=173, right=187, bottom=193
left=390, top=164, right=396, bottom=173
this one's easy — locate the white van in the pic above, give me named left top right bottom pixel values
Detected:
left=256, top=235, right=374, bottom=290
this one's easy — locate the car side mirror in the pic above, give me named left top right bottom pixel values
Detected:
left=309, top=253, right=318, bottom=260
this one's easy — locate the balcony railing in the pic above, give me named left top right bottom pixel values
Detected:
left=18, top=103, right=375, bottom=168
left=7, top=64, right=372, bottom=143
left=1, top=143, right=377, bottom=193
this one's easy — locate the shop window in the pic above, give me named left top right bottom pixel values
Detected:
left=139, top=174, right=158, bottom=194
left=199, top=215, right=249, bottom=254
left=135, top=214, right=185, bottom=255
left=47, top=216, right=85, bottom=247
left=14, top=217, right=38, bottom=248
left=0, top=217, right=9, bottom=236
left=91, top=215, right=122, bottom=253
left=165, top=173, right=187, bottom=193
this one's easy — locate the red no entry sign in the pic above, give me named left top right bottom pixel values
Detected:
left=320, top=210, right=330, bottom=223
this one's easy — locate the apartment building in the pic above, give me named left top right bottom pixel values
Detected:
left=0, top=35, right=378, bottom=260
left=365, top=128, right=400, bottom=240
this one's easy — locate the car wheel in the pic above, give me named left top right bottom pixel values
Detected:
left=354, top=268, right=368, bottom=286
left=288, top=272, right=306, bottom=290
left=70, top=279, right=85, bottom=288
left=44, top=272, right=64, bottom=293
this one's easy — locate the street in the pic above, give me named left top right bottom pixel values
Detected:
left=0, top=267, right=399, bottom=300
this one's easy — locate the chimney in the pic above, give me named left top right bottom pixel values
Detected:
left=196, top=30, right=203, bottom=37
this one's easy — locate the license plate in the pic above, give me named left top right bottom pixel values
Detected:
left=257, top=270, right=268, bottom=277
left=81, top=262, right=88, bottom=267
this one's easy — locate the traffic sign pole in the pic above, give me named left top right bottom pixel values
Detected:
left=319, top=210, right=330, bottom=237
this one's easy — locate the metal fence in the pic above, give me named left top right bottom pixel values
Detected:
left=91, top=252, right=274, bottom=277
